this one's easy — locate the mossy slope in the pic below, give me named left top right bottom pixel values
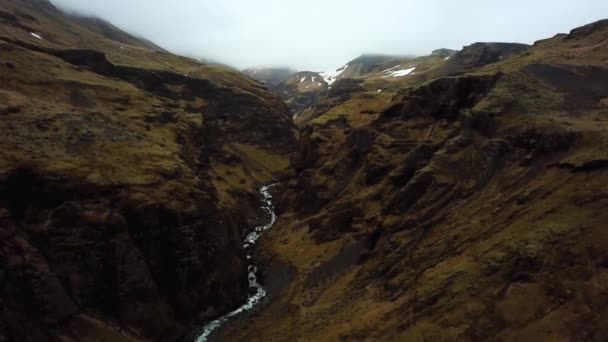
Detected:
left=220, top=19, right=608, bottom=342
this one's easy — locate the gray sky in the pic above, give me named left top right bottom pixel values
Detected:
left=50, top=0, right=608, bottom=71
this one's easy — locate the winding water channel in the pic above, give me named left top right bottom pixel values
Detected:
left=195, top=184, right=278, bottom=341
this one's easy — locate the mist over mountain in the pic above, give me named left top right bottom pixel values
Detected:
left=49, top=0, right=608, bottom=71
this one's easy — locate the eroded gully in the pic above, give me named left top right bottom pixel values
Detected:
left=194, top=184, right=278, bottom=341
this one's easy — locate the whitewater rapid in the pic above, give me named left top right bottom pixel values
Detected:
left=195, top=184, right=278, bottom=342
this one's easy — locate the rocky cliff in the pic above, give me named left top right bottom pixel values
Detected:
left=0, top=0, right=296, bottom=341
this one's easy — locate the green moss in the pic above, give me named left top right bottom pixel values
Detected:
left=473, top=71, right=564, bottom=115
left=310, top=95, right=392, bottom=127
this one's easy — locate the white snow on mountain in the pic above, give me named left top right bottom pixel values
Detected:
left=320, top=64, right=349, bottom=85
left=382, top=66, right=416, bottom=78
left=381, top=65, right=401, bottom=73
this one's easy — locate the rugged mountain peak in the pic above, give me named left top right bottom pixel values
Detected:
left=442, top=42, right=530, bottom=74
left=431, top=48, right=458, bottom=57
left=285, top=71, right=328, bottom=90
left=319, top=63, right=350, bottom=85
left=566, top=18, right=608, bottom=40
left=348, top=53, right=402, bottom=66
left=321, top=54, right=416, bottom=84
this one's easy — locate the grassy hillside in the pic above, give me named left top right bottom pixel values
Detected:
left=0, top=0, right=296, bottom=341
left=219, top=19, right=608, bottom=341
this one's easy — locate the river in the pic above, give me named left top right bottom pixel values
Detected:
left=194, top=184, right=278, bottom=341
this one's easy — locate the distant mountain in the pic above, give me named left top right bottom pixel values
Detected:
left=431, top=48, right=459, bottom=57
left=272, top=50, right=460, bottom=119
left=273, top=43, right=536, bottom=121
left=243, top=67, right=297, bottom=87
left=440, top=42, right=530, bottom=75
left=64, top=13, right=167, bottom=52
left=272, top=71, right=329, bottom=117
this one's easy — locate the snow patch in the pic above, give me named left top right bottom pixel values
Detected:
left=320, top=64, right=349, bottom=85
left=377, top=89, right=382, bottom=93
left=381, top=65, right=401, bottom=73
left=30, top=32, right=43, bottom=40
left=382, top=66, right=416, bottom=78
left=444, top=56, right=451, bottom=61
left=300, top=77, right=306, bottom=83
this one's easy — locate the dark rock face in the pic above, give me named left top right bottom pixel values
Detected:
left=382, top=74, right=499, bottom=121
left=0, top=167, right=251, bottom=341
left=442, top=42, right=530, bottom=75
left=304, top=237, right=370, bottom=287
left=513, top=126, right=578, bottom=157
left=387, top=170, right=435, bottom=214
left=271, top=72, right=328, bottom=117
left=0, top=4, right=297, bottom=340
left=566, top=19, right=608, bottom=40
left=326, top=78, right=365, bottom=100
left=523, top=63, right=608, bottom=110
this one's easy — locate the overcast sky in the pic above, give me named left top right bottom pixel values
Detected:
left=50, top=0, right=608, bottom=71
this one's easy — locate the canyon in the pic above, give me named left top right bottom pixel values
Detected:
left=1, top=1, right=608, bottom=341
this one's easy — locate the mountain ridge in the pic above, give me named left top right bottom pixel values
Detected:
left=217, top=18, right=608, bottom=341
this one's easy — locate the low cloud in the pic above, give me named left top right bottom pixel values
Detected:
left=51, top=0, right=608, bottom=71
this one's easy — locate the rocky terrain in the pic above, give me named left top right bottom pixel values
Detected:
left=0, top=0, right=296, bottom=341
left=218, top=19, right=608, bottom=341
left=272, top=50, right=460, bottom=120
left=2, top=1, right=608, bottom=341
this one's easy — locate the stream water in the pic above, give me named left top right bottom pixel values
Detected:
left=194, top=184, right=278, bottom=342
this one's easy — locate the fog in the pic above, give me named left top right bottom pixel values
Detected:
left=50, top=0, right=608, bottom=71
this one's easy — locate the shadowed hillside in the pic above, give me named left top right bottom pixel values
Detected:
left=0, top=0, right=296, bottom=340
